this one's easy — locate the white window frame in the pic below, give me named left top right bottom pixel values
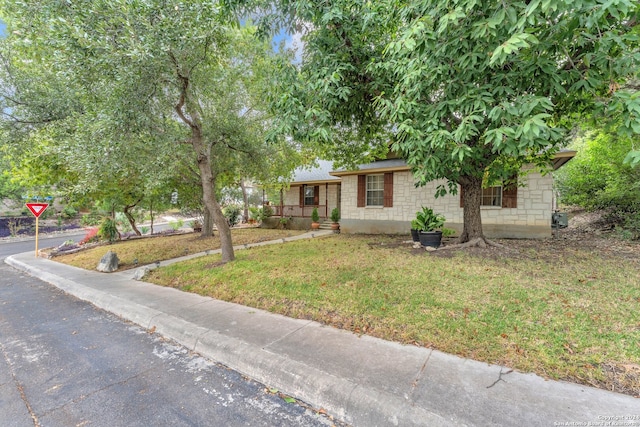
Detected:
left=304, top=185, right=315, bottom=206
left=481, top=186, right=502, bottom=207
left=366, top=174, right=384, bottom=207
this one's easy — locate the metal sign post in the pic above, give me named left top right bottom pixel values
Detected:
left=25, top=203, right=49, bottom=257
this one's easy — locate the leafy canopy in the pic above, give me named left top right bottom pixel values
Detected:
left=265, top=0, right=639, bottom=242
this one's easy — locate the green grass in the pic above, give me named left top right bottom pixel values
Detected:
left=143, top=234, right=640, bottom=396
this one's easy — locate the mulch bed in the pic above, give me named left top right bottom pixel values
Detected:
left=0, top=216, right=82, bottom=239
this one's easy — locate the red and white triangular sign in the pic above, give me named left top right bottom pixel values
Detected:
left=25, top=203, right=49, bottom=218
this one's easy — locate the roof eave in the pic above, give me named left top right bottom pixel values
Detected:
left=329, top=165, right=411, bottom=177
left=552, top=150, right=577, bottom=170
left=289, top=179, right=341, bottom=186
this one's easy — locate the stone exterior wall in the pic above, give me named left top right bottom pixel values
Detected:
left=340, top=168, right=553, bottom=238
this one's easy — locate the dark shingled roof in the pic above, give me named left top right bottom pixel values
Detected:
left=292, top=160, right=341, bottom=183
left=332, top=158, right=408, bottom=173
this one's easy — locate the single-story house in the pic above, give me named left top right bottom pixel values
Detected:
left=267, top=152, right=576, bottom=238
left=269, top=160, right=341, bottom=221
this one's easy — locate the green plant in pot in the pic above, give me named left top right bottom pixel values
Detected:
left=410, top=219, right=421, bottom=242
left=311, top=207, right=320, bottom=230
left=414, top=207, right=446, bottom=248
left=330, top=208, right=340, bottom=232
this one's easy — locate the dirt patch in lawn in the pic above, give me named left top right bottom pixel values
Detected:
left=382, top=208, right=640, bottom=265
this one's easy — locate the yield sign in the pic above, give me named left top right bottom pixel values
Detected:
left=25, top=203, right=49, bottom=218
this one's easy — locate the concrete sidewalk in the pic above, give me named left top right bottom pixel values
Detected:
left=5, top=233, right=640, bottom=426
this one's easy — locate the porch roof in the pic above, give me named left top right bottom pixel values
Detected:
left=291, top=160, right=341, bottom=185
left=329, top=158, right=411, bottom=177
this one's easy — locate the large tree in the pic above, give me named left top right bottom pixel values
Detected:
left=0, top=1, right=292, bottom=262
left=268, top=0, right=640, bottom=245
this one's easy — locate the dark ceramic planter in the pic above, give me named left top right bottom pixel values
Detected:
left=410, top=228, right=420, bottom=242
left=419, top=230, right=443, bottom=248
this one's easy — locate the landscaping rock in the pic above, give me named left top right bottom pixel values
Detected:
left=96, top=250, right=119, bottom=272
left=132, top=267, right=149, bottom=281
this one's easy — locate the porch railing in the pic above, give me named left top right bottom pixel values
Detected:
left=272, top=204, right=328, bottom=218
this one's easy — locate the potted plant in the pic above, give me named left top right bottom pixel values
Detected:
left=330, top=207, right=340, bottom=232
left=414, top=207, right=446, bottom=248
left=410, top=219, right=421, bottom=242
left=190, top=219, right=202, bottom=233
left=311, top=207, right=320, bottom=230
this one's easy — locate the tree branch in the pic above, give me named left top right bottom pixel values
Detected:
left=170, top=51, right=196, bottom=129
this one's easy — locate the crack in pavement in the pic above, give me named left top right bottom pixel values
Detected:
left=486, top=368, right=514, bottom=389
left=0, top=337, right=41, bottom=427
left=410, top=350, right=432, bottom=396
left=39, top=367, right=159, bottom=419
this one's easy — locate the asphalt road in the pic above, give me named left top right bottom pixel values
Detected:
left=0, top=242, right=340, bottom=426
left=0, top=222, right=173, bottom=261
left=0, top=233, right=85, bottom=261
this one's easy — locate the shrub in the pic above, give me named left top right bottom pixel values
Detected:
left=80, top=213, right=102, bottom=226
left=556, top=129, right=640, bottom=212
left=223, top=205, right=241, bottom=227
left=249, top=206, right=272, bottom=223
left=7, top=218, right=25, bottom=237
left=311, top=207, right=320, bottom=223
left=115, top=212, right=132, bottom=233
left=98, top=217, right=119, bottom=242
left=330, top=208, right=340, bottom=223
left=249, top=206, right=260, bottom=220
left=168, top=219, right=184, bottom=231
left=60, top=206, right=78, bottom=219
left=81, top=227, right=99, bottom=245
left=617, top=212, right=640, bottom=240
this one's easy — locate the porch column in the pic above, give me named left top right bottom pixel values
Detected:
left=325, top=183, right=328, bottom=217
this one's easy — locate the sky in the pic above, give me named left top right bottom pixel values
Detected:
left=273, top=30, right=303, bottom=63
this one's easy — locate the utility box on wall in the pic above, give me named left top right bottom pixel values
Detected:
left=551, top=211, right=568, bottom=229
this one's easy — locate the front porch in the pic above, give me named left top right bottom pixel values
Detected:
left=272, top=182, right=341, bottom=220
left=272, top=204, right=331, bottom=219
left=261, top=181, right=341, bottom=230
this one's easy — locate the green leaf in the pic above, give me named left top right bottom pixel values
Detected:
left=623, top=150, right=640, bottom=167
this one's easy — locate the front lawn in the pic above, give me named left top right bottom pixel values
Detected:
left=53, top=228, right=305, bottom=270
left=143, top=233, right=640, bottom=397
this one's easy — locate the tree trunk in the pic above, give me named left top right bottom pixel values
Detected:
left=173, top=63, right=233, bottom=262
left=202, top=206, right=214, bottom=237
left=459, top=175, right=485, bottom=243
left=123, top=206, right=141, bottom=236
left=149, top=199, right=154, bottom=235
left=193, top=137, right=235, bottom=262
left=123, top=197, right=143, bottom=236
left=240, top=179, right=249, bottom=223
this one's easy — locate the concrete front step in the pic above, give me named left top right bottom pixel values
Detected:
left=318, top=221, right=334, bottom=230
